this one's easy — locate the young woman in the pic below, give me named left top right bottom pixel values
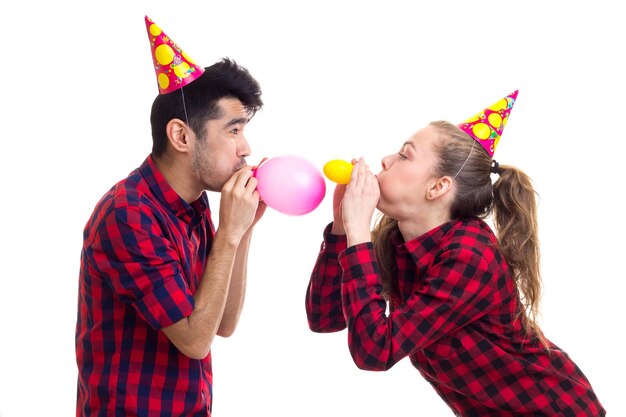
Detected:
left=305, top=92, right=606, bottom=416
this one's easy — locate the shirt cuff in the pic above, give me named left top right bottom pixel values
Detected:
left=338, top=242, right=377, bottom=282
left=132, top=274, right=195, bottom=330
left=322, top=222, right=348, bottom=256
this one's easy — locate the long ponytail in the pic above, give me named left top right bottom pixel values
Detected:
left=493, top=165, right=545, bottom=344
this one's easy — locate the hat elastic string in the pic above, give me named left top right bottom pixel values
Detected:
left=180, top=87, right=190, bottom=126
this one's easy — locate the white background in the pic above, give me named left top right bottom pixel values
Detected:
left=1, top=0, right=624, bottom=415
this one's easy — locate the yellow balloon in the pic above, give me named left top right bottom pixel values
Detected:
left=323, top=160, right=353, bottom=184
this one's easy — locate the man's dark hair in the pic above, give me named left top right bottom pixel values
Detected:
left=150, top=58, right=263, bottom=157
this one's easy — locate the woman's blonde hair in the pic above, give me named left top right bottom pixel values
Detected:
left=372, top=120, right=545, bottom=346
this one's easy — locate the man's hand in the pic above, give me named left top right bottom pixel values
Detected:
left=218, top=168, right=260, bottom=242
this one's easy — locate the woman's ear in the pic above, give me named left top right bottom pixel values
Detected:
left=426, top=176, right=453, bottom=200
left=166, top=118, right=192, bottom=153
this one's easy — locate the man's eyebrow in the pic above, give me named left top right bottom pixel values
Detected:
left=224, top=117, right=249, bottom=128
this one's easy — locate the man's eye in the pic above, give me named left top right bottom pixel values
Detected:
left=230, top=128, right=240, bottom=134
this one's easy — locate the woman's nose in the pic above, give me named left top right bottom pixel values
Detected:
left=381, top=155, right=391, bottom=170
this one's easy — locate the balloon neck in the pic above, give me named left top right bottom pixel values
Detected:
left=252, top=157, right=269, bottom=177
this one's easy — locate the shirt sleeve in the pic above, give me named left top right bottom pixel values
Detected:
left=339, top=242, right=496, bottom=371
left=305, top=223, right=349, bottom=333
left=89, top=204, right=195, bottom=330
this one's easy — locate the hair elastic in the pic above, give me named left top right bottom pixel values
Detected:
left=491, top=160, right=503, bottom=175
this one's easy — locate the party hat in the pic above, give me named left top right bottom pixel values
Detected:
left=144, top=16, right=204, bottom=94
left=458, top=90, right=518, bottom=157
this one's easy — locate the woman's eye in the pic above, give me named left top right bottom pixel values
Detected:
left=398, top=152, right=407, bottom=160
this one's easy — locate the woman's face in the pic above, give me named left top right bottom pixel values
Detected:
left=376, top=125, right=441, bottom=220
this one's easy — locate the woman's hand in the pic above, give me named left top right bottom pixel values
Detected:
left=342, top=158, right=380, bottom=246
left=330, top=183, right=347, bottom=235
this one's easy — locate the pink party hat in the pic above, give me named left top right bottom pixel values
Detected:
left=144, top=16, right=204, bottom=94
left=458, top=90, right=518, bottom=157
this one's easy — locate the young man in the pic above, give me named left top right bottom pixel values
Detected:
left=76, top=17, right=265, bottom=416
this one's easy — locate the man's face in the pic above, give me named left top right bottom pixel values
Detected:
left=191, top=97, right=252, bottom=192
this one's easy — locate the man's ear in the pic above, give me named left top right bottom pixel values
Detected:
left=426, top=176, right=453, bottom=200
left=166, top=118, right=192, bottom=153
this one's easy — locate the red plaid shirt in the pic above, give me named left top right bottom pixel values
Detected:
left=306, top=219, right=605, bottom=416
left=76, top=156, right=215, bottom=417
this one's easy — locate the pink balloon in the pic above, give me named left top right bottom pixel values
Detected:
left=254, top=155, right=326, bottom=216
